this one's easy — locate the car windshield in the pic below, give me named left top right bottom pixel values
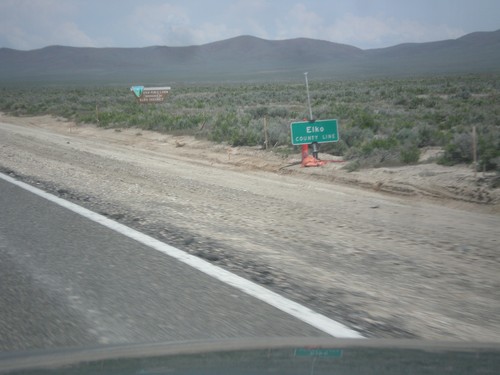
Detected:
left=0, top=1, right=499, bottom=374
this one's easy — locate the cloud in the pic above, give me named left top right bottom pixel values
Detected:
left=269, top=4, right=465, bottom=48
left=325, top=14, right=465, bottom=48
left=276, top=4, right=324, bottom=40
left=325, top=14, right=393, bottom=46
left=0, top=0, right=473, bottom=50
left=0, top=0, right=95, bottom=49
left=228, top=0, right=268, bottom=15
left=187, top=22, right=239, bottom=44
left=129, top=2, right=244, bottom=46
left=53, top=22, right=97, bottom=47
left=226, top=0, right=270, bottom=39
left=129, top=3, right=191, bottom=45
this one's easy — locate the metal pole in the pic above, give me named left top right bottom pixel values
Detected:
left=264, top=116, right=269, bottom=150
left=304, top=72, right=319, bottom=161
left=304, top=72, right=313, bottom=121
left=472, top=125, right=477, bottom=179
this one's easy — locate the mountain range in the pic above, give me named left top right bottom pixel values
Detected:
left=1, top=30, right=499, bottom=85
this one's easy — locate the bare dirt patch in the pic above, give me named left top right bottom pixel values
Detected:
left=1, top=113, right=499, bottom=342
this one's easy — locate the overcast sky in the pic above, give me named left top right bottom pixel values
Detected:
left=1, top=0, right=499, bottom=50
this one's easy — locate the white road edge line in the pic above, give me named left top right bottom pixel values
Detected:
left=0, top=172, right=364, bottom=339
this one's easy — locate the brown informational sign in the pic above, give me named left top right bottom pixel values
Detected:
left=130, top=86, right=170, bottom=103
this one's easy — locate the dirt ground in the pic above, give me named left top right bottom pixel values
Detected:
left=1, top=113, right=499, bottom=342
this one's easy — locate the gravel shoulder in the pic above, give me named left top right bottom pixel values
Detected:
left=1, top=113, right=499, bottom=342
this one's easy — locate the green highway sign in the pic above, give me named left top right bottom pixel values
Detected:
left=290, top=119, right=339, bottom=145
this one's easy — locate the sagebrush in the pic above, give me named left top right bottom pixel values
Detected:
left=1, top=74, right=499, bottom=170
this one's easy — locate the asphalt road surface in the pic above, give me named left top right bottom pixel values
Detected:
left=0, top=177, right=333, bottom=352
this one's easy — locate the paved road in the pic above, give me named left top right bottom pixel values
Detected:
left=0, top=178, right=330, bottom=351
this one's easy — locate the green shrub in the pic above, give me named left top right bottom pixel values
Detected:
left=400, top=145, right=421, bottom=164
left=341, top=126, right=374, bottom=148
left=361, top=137, right=398, bottom=156
left=0, top=76, right=498, bottom=164
left=356, top=110, right=379, bottom=132
left=343, top=160, right=360, bottom=172
left=438, top=132, right=473, bottom=165
left=267, top=119, right=290, bottom=147
left=478, top=134, right=500, bottom=171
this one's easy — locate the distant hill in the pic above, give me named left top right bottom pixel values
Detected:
left=1, top=31, right=499, bottom=85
